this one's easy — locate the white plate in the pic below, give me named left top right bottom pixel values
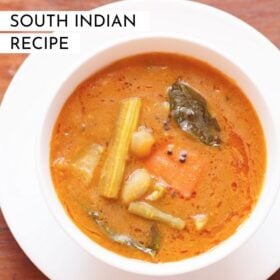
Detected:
left=0, top=0, right=280, bottom=279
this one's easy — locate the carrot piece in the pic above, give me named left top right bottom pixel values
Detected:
left=144, top=145, right=205, bottom=198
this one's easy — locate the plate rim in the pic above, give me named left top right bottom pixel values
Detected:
left=1, top=0, right=280, bottom=279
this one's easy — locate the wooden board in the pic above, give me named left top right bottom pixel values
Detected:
left=0, top=0, right=279, bottom=278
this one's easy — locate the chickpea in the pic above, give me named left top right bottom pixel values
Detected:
left=131, top=127, right=155, bottom=158
left=122, top=169, right=151, bottom=204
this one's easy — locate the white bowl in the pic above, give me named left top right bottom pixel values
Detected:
left=38, top=34, right=280, bottom=276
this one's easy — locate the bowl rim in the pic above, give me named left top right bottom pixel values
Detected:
left=37, top=33, right=280, bottom=276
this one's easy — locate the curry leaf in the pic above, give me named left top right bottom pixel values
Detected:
left=88, top=211, right=159, bottom=257
left=168, top=80, right=221, bottom=147
left=149, top=223, right=160, bottom=253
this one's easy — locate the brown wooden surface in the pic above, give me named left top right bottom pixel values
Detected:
left=0, top=0, right=279, bottom=279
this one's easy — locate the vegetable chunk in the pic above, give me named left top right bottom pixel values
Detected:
left=72, top=144, right=104, bottom=184
left=98, top=97, right=141, bottom=198
left=192, top=214, right=208, bottom=231
left=122, top=169, right=151, bottom=204
left=145, top=180, right=167, bottom=201
left=131, top=126, right=155, bottom=158
left=128, top=201, right=185, bottom=230
left=145, top=145, right=205, bottom=198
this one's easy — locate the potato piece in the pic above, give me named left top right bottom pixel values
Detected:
left=192, top=214, right=208, bottom=231
left=72, top=144, right=104, bottom=184
left=122, top=169, right=151, bottom=204
left=131, top=127, right=155, bottom=158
